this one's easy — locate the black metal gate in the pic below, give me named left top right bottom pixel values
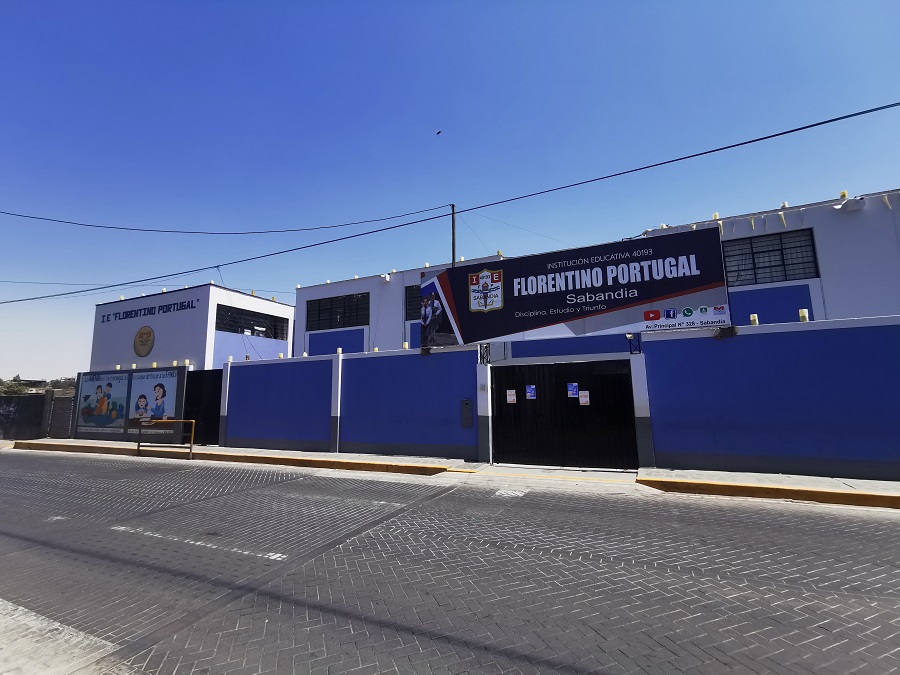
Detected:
left=0, top=395, right=47, bottom=440
left=491, top=360, right=638, bottom=469
left=48, top=395, right=75, bottom=438
left=183, top=370, right=223, bottom=446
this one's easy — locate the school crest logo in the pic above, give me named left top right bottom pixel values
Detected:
left=469, top=269, right=503, bottom=312
left=133, top=326, right=155, bottom=357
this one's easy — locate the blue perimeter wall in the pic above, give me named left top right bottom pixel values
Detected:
left=340, top=350, right=479, bottom=459
left=212, top=331, right=289, bottom=369
left=308, top=328, right=365, bottom=356
left=510, top=334, right=629, bottom=358
left=643, top=323, right=900, bottom=479
left=728, top=284, right=814, bottom=326
left=225, top=359, right=333, bottom=450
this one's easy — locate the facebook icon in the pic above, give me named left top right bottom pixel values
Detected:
left=664, top=308, right=677, bottom=319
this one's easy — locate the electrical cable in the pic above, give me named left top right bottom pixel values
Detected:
left=458, top=214, right=492, bottom=255
left=0, top=203, right=451, bottom=236
left=470, top=212, right=572, bottom=246
left=2, top=100, right=898, bottom=306
left=449, top=100, right=900, bottom=217
left=0, top=210, right=451, bottom=305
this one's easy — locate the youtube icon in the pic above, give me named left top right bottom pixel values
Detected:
left=644, top=309, right=661, bottom=321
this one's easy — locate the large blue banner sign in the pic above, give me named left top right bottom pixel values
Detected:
left=422, top=228, right=730, bottom=345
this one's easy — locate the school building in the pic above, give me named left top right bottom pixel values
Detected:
left=77, top=187, right=900, bottom=480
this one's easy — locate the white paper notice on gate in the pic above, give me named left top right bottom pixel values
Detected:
left=579, top=391, right=590, bottom=405
left=506, top=389, right=516, bottom=404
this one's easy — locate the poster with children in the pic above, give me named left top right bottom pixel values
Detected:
left=128, top=369, right=178, bottom=428
left=76, top=372, right=130, bottom=433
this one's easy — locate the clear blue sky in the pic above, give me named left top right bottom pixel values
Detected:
left=1, top=1, right=899, bottom=379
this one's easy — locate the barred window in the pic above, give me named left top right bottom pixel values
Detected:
left=306, top=293, right=370, bottom=332
left=405, top=285, right=422, bottom=321
left=215, top=305, right=289, bottom=340
left=723, top=230, right=819, bottom=287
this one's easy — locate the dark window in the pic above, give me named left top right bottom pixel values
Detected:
left=306, top=293, right=370, bottom=331
left=405, top=285, right=422, bottom=321
left=723, top=230, right=819, bottom=287
left=215, top=305, right=289, bottom=340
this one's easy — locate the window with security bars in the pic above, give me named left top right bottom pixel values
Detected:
left=405, top=285, right=422, bottom=321
left=306, top=293, right=370, bottom=331
left=722, top=230, right=819, bottom=287
left=215, top=305, right=289, bottom=340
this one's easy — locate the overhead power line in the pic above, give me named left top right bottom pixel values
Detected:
left=0, top=211, right=452, bottom=304
left=0, top=203, right=451, bottom=235
left=451, top=100, right=900, bottom=216
left=2, top=99, right=898, bottom=306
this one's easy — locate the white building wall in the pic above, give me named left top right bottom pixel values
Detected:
left=90, top=285, right=213, bottom=371
left=205, top=286, right=295, bottom=369
left=648, top=188, right=900, bottom=320
left=292, top=189, right=900, bottom=354
left=89, top=284, right=296, bottom=372
left=294, top=258, right=501, bottom=355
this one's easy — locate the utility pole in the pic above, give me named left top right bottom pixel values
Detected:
left=451, top=203, right=457, bottom=267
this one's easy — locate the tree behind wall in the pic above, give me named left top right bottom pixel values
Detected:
left=0, top=379, right=27, bottom=395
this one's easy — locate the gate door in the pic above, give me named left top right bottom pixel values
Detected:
left=491, top=360, right=638, bottom=469
left=183, top=369, right=223, bottom=446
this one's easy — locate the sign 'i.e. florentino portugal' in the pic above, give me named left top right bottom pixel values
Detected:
left=422, top=228, right=731, bottom=345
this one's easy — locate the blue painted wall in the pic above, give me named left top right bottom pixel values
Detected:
left=225, top=359, right=332, bottom=448
left=510, top=334, right=629, bottom=358
left=308, top=328, right=365, bottom=356
left=728, top=284, right=814, bottom=326
left=340, top=350, right=479, bottom=458
left=212, top=331, right=289, bottom=369
left=643, top=324, right=900, bottom=479
left=408, top=322, right=421, bottom=349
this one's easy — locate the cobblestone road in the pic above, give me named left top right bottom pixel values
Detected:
left=0, top=449, right=898, bottom=674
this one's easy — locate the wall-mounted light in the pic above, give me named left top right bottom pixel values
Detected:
left=834, top=197, right=866, bottom=211
left=750, top=314, right=759, bottom=326
left=115, top=365, right=121, bottom=371
left=626, top=333, right=642, bottom=355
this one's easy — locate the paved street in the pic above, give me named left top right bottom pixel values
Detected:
left=0, top=449, right=898, bottom=674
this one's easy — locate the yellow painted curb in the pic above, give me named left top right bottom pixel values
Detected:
left=12, top=441, right=449, bottom=476
left=636, top=477, right=900, bottom=509
left=482, top=471, right=635, bottom=484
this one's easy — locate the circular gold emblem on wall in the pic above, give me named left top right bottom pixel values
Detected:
left=134, top=325, right=155, bottom=357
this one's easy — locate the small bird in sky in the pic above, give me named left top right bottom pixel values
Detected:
left=435, top=130, right=442, bottom=135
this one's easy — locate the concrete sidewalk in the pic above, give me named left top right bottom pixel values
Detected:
left=637, top=467, right=900, bottom=509
left=7, top=438, right=900, bottom=509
